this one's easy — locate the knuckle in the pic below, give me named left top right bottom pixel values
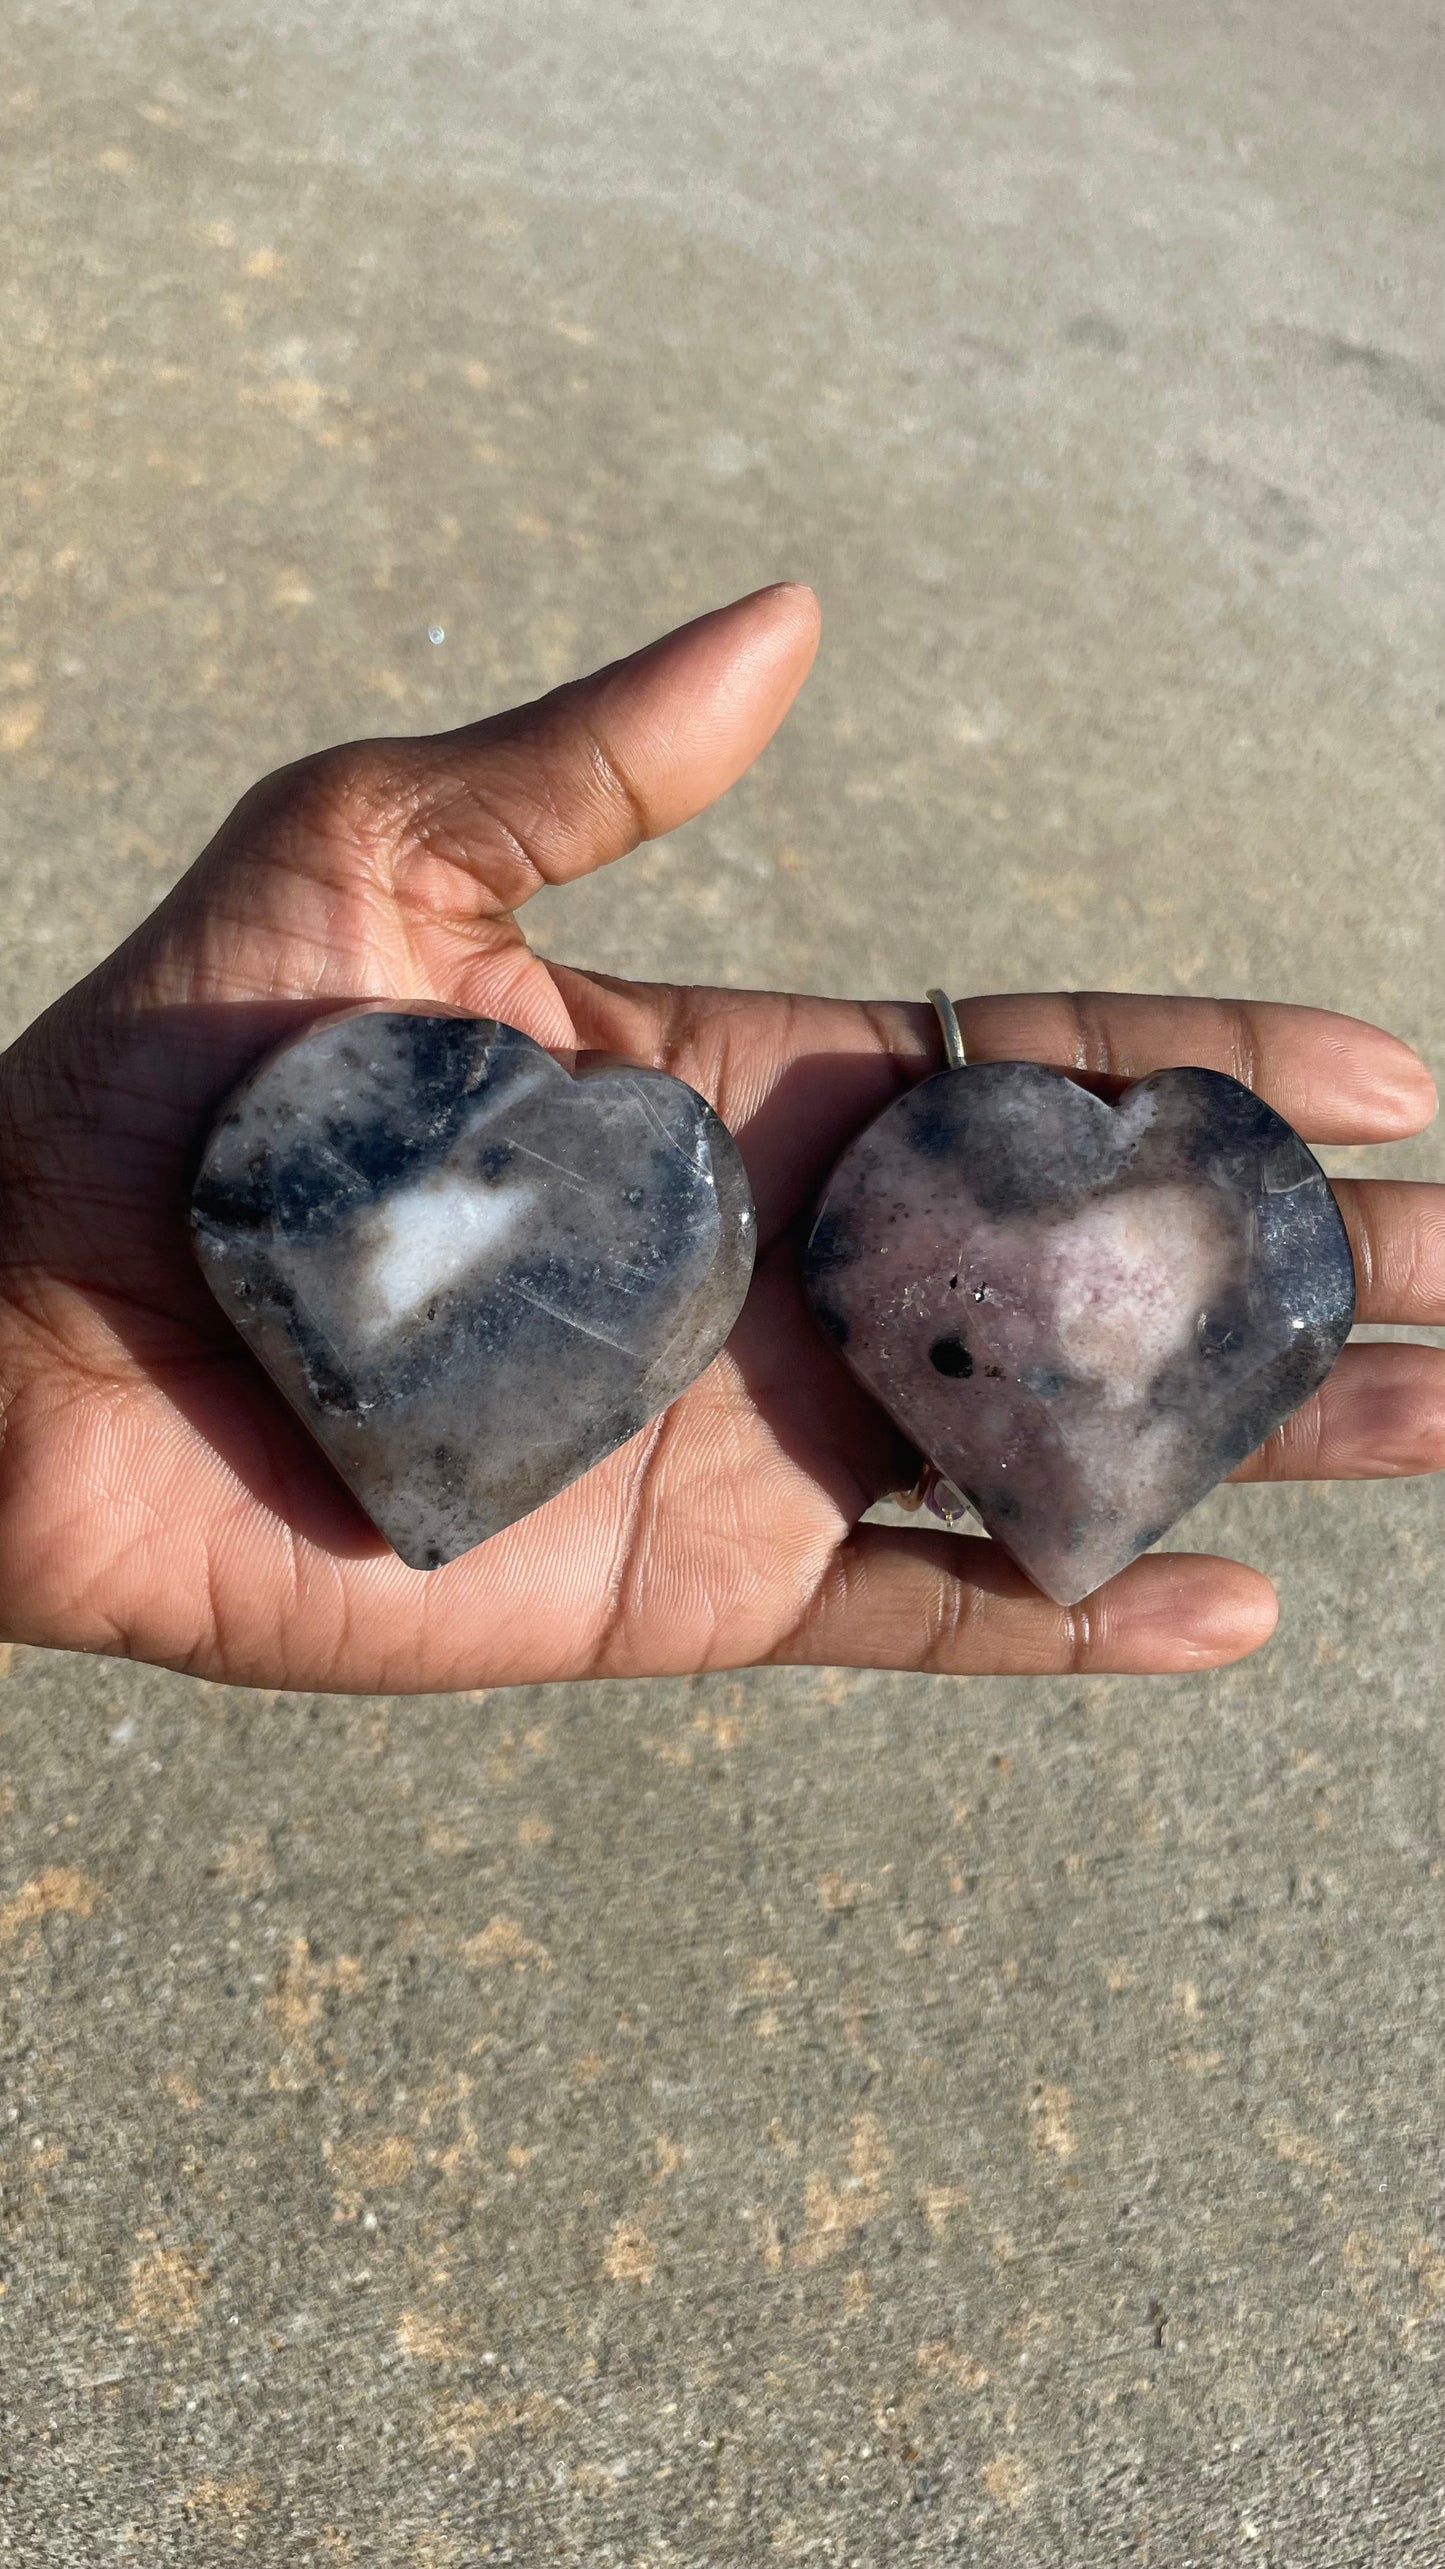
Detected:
left=400, top=739, right=580, bottom=905
left=1389, top=1191, right=1445, bottom=1322
left=920, top=1561, right=980, bottom=1673
left=1346, top=1195, right=1378, bottom=1301
left=1376, top=1362, right=1445, bottom=1475
left=276, top=739, right=415, bottom=854
left=1226, top=1004, right=1261, bottom=1092
left=409, top=764, right=531, bottom=881
left=481, top=709, right=648, bottom=885
left=570, top=712, right=650, bottom=846
left=1067, top=992, right=1116, bottom=1078
left=1350, top=1185, right=1445, bottom=1324
left=1284, top=1398, right=1327, bottom=1475
left=1065, top=1598, right=1094, bottom=1675
left=1240, top=1403, right=1322, bottom=1482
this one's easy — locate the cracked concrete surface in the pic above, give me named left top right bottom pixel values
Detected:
left=1, top=1, right=1441, bottom=2558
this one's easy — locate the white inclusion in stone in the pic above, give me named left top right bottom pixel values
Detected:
left=1049, top=1185, right=1231, bottom=1405
left=355, top=1173, right=535, bottom=1338
left=427, top=624, right=445, bottom=645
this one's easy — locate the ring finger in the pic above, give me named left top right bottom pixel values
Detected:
left=1229, top=1339, right=1445, bottom=1482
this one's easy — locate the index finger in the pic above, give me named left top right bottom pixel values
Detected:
left=948, top=992, right=1437, bottom=1145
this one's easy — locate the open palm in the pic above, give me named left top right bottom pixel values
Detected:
left=0, top=586, right=1440, bottom=1691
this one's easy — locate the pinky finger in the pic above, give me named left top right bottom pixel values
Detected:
left=768, top=1529, right=1279, bottom=1677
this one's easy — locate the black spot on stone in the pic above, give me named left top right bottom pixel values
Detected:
left=806, top=1210, right=860, bottom=1275
left=813, top=1302, right=850, bottom=1348
left=303, top=1347, right=359, bottom=1417
left=1198, top=1313, right=1246, bottom=1359
left=929, top=1334, right=973, bottom=1379
left=190, top=1157, right=272, bottom=1235
left=904, top=1092, right=957, bottom=1159
left=479, top=1142, right=515, bottom=1181
left=1133, top=1524, right=1169, bottom=1554
left=986, top=1487, right=1022, bottom=1523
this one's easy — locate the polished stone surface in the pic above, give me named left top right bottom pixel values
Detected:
left=192, top=1008, right=755, bottom=1566
left=806, top=1063, right=1356, bottom=1603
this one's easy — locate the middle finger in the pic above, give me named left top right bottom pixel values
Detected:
left=1333, top=1180, right=1445, bottom=1326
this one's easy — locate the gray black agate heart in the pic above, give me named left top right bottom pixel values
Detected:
left=804, top=1061, right=1355, bottom=1604
left=192, top=1008, right=755, bottom=1568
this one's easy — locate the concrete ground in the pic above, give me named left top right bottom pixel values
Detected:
left=1, top=1, right=1442, bottom=2558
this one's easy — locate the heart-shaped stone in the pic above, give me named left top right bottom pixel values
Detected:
left=804, top=1061, right=1355, bottom=1604
left=192, top=1007, right=755, bottom=1568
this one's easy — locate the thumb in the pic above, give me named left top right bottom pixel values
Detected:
left=385, top=580, right=821, bottom=919
left=8, top=585, right=819, bottom=1176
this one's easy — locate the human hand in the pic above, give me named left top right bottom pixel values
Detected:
left=0, top=586, right=1440, bottom=1691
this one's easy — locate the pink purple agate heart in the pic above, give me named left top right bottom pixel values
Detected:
left=804, top=1061, right=1355, bottom=1605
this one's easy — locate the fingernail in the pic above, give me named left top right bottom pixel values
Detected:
left=1367, top=1049, right=1437, bottom=1129
left=1137, top=1559, right=1279, bottom=1666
